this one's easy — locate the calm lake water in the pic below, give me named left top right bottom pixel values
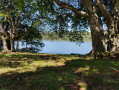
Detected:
left=18, top=40, right=92, bottom=55
left=39, top=41, right=92, bottom=55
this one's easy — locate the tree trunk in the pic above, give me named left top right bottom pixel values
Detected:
left=117, top=22, right=119, bottom=50
left=7, top=40, right=11, bottom=51
left=83, top=0, right=106, bottom=58
left=107, top=0, right=119, bottom=52
left=16, top=40, right=20, bottom=51
left=0, top=40, right=3, bottom=49
left=88, top=15, right=106, bottom=58
left=11, top=38, right=15, bottom=51
left=1, top=37, right=15, bottom=52
left=2, top=38, right=9, bottom=52
left=107, top=21, right=117, bottom=52
left=113, top=1, right=119, bottom=51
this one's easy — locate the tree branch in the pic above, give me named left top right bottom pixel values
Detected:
left=60, top=13, right=74, bottom=19
left=0, top=32, right=3, bottom=39
left=0, top=23, right=9, bottom=39
left=10, top=17, right=18, bottom=37
left=96, top=0, right=113, bottom=24
left=54, top=0, right=89, bottom=17
left=16, top=16, right=26, bottom=28
left=15, top=13, right=21, bottom=25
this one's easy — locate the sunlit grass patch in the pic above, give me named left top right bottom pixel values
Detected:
left=0, top=68, right=16, bottom=75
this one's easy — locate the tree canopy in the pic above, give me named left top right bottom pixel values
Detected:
left=0, top=0, right=46, bottom=52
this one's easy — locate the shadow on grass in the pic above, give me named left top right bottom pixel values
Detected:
left=1, top=54, right=62, bottom=61
left=0, top=54, right=62, bottom=68
left=0, top=66, right=79, bottom=90
left=0, top=54, right=66, bottom=68
left=65, top=59, right=119, bottom=89
left=0, top=59, right=119, bottom=90
left=0, top=61, right=32, bottom=68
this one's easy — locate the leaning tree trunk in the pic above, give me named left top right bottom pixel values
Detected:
left=88, top=15, right=106, bottom=58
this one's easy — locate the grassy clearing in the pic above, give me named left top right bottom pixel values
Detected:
left=0, top=52, right=119, bottom=90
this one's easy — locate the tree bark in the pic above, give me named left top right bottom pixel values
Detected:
left=16, top=41, right=19, bottom=51
left=2, top=37, right=9, bottom=52
left=117, top=22, right=119, bottom=50
left=10, top=22, right=15, bottom=52
left=107, top=2, right=119, bottom=52
left=83, top=0, right=106, bottom=58
left=16, top=39, right=21, bottom=51
left=88, top=15, right=106, bottom=58
left=0, top=40, right=3, bottom=48
left=1, top=37, right=14, bottom=52
left=10, top=38, right=15, bottom=51
left=113, top=0, right=119, bottom=51
left=107, top=21, right=117, bottom=52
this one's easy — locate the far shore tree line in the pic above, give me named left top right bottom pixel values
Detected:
left=0, top=0, right=119, bottom=58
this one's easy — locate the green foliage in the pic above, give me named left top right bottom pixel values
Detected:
left=24, top=26, right=42, bottom=41
left=20, top=26, right=44, bottom=53
left=0, top=0, right=46, bottom=52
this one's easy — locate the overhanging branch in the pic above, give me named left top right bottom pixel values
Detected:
left=54, top=0, right=89, bottom=17
left=96, top=0, right=113, bottom=24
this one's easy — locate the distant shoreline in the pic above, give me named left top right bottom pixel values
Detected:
left=42, top=39, right=92, bottom=42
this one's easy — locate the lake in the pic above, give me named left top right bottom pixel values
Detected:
left=39, top=41, right=92, bottom=55
left=18, top=40, right=92, bottom=55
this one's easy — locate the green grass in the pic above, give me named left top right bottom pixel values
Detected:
left=0, top=52, right=119, bottom=90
